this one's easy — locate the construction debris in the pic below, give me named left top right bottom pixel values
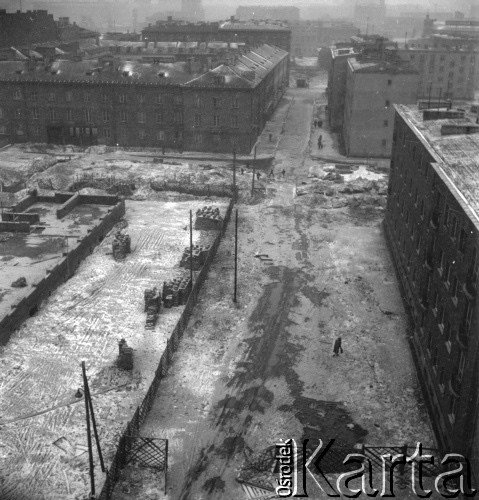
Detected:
left=11, top=276, right=27, bottom=287
left=162, top=276, right=192, bottom=308
left=144, top=287, right=161, bottom=329
left=112, top=231, right=131, bottom=261
left=194, top=206, right=222, bottom=230
left=117, top=338, right=133, bottom=370
left=179, top=245, right=209, bottom=271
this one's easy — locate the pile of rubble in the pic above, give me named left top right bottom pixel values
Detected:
left=179, top=245, right=210, bottom=271
left=194, top=206, right=222, bottom=230
left=112, top=232, right=131, bottom=260
left=144, top=287, right=162, bottom=329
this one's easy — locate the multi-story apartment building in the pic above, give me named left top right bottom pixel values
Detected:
left=142, top=18, right=291, bottom=54
left=0, top=44, right=289, bottom=153
left=384, top=104, right=479, bottom=481
left=327, top=46, right=358, bottom=131
left=342, top=58, right=418, bottom=157
left=394, top=44, right=479, bottom=100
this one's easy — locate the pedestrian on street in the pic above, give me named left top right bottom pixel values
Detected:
left=269, top=168, right=274, bottom=179
left=282, top=168, right=286, bottom=178
left=333, top=337, right=343, bottom=356
left=256, top=171, right=261, bottom=180
left=313, top=119, right=317, bottom=128
left=241, top=167, right=245, bottom=175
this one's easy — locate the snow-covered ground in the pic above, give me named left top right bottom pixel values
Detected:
left=0, top=195, right=229, bottom=500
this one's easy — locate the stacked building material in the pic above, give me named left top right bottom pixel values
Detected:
left=162, top=276, right=192, bottom=308
left=117, top=338, right=133, bottom=370
left=194, top=206, right=223, bottom=230
left=144, top=287, right=161, bottom=329
left=179, top=244, right=209, bottom=271
left=112, top=231, right=131, bottom=260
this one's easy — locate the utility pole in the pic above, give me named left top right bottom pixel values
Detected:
left=83, top=363, right=105, bottom=473
left=81, top=361, right=95, bottom=498
left=233, top=209, right=238, bottom=303
left=233, top=149, right=236, bottom=189
left=252, top=144, right=257, bottom=193
left=189, top=210, right=193, bottom=287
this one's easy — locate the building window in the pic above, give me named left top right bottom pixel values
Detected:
left=416, top=234, right=422, bottom=254
left=157, top=130, right=165, bottom=141
left=387, top=79, right=392, bottom=86
left=49, top=108, right=56, bottom=121
left=213, top=97, right=220, bottom=108
left=194, top=132, right=202, bottom=145
left=156, top=95, right=163, bottom=104
left=84, top=109, right=91, bottom=122
left=102, top=94, right=108, bottom=103
left=84, top=93, right=90, bottom=103
left=438, top=368, right=445, bottom=394
left=32, top=108, right=39, bottom=120
left=432, top=290, right=439, bottom=315
left=457, top=351, right=466, bottom=383
left=444, top=261, right=451, bottom=287
left=103, top=128, right=111, bottom=138
left=195, top=94, right=200, bottom=107
left=66, top=109, right=73, bottom=121
left=30, top=90, right=37, bottom=101
left=48, top=92, right=55, bottom=102
left=0, top=125, right=6, bottom=135
left=232, top=96, right=239, bottom=108
left=194, top=114, right=201, bottom=127
left=385, top=100, right=390, bottom=108
left=174, top=95, right=182, bottom=105
left=13, top=89, right=22, bottom=100
left=458, top=228, right=467, bottom=253
left=381, top=139, right=387, bottom=147
left=138, top=94, right=145, bottom=104
left=213, top=115, right=220, bottom=127
left=103, top=110, right=110, bottom=122
left=450, top=216, right=458, bottom=239
left=65, top=91, right=72, bottom=102
left=121, top=110, right=127, bottom=123
left=174, top=110, right=183, bottom=124
left=139, top=129, right=146, bottom=140
left=444, top=321, right=452, bottom=352
left=16, top=125, right=24, bottom=136
left=156, top=112, right=163, bottom=124
left=231, top=115, right=239, bottom=128
left=383, top=119, right=389, bottom=127
left=33, top=125, right=40, bottom=137
left=15, top=109, right=22, bottom=119
left=119, top=94, right=127, bottom=104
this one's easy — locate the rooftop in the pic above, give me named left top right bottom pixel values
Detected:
left=0, top=58, right=194, bottom=85
left=219, top=20, right=290, bottom=32
left=184, top=44, right=287, bottom=88
left=348, top=57, right=418, bottom=74
left=396, top=104, right=479, bottom=228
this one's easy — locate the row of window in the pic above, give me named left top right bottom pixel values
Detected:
left=10, top=89, right=242, bottom=108
left=7, top=107, right=243, bottom=128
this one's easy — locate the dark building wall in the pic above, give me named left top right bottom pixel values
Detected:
left=384, top=110, right=479, bottom=461
left=327, top=54, right=351, bottom=131
left=0, top=10, right=58, bottom=48
left=0, top=54, right=288, bottom=153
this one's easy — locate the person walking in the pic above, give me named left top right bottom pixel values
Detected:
left=256, top=171, right=261, bottom=180
left=269, top=168, right=274, bottom=179
left=333, top=337, right=343, bottom=356
left=282, top=168, right=286, bottom=179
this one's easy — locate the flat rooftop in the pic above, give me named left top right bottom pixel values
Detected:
left=0, top=200, right=110, bottom=322
left=396, top=104, right=479, bottom=228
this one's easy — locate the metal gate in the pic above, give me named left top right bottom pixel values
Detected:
left=124, top=436, right=168, bottom=493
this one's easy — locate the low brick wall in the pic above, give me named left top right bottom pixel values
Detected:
left=2, top=212, right=40, bottom=224
left=0, top=221, right=30, bottom=232
left=0, top=200, right=125, bottom=345
left=56, top=193, right=79, bottom=219
left=10, top=193, right=36, bottom=213
left=79, top=194, right=119, bottom=205
left=54, top=191, right=75, bottom=204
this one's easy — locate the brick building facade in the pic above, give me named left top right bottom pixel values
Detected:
left=0, top=44, right=288, bottom=153
left=384, top=104, right=479, bottom=481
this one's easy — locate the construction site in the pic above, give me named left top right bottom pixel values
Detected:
left=0, top=68, right=438, bottom=500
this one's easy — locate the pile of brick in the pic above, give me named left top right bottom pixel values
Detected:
left=194, top=206, right=222, bottom=230
left=162, top=276, right=191, bottom=308
left=179, top=245, right=209, bottom=271
left=112, top=231, right=131, bottom=261
left=117, top=338, right=133, bottom=370
left=144, top=287, right=161, bottom=329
